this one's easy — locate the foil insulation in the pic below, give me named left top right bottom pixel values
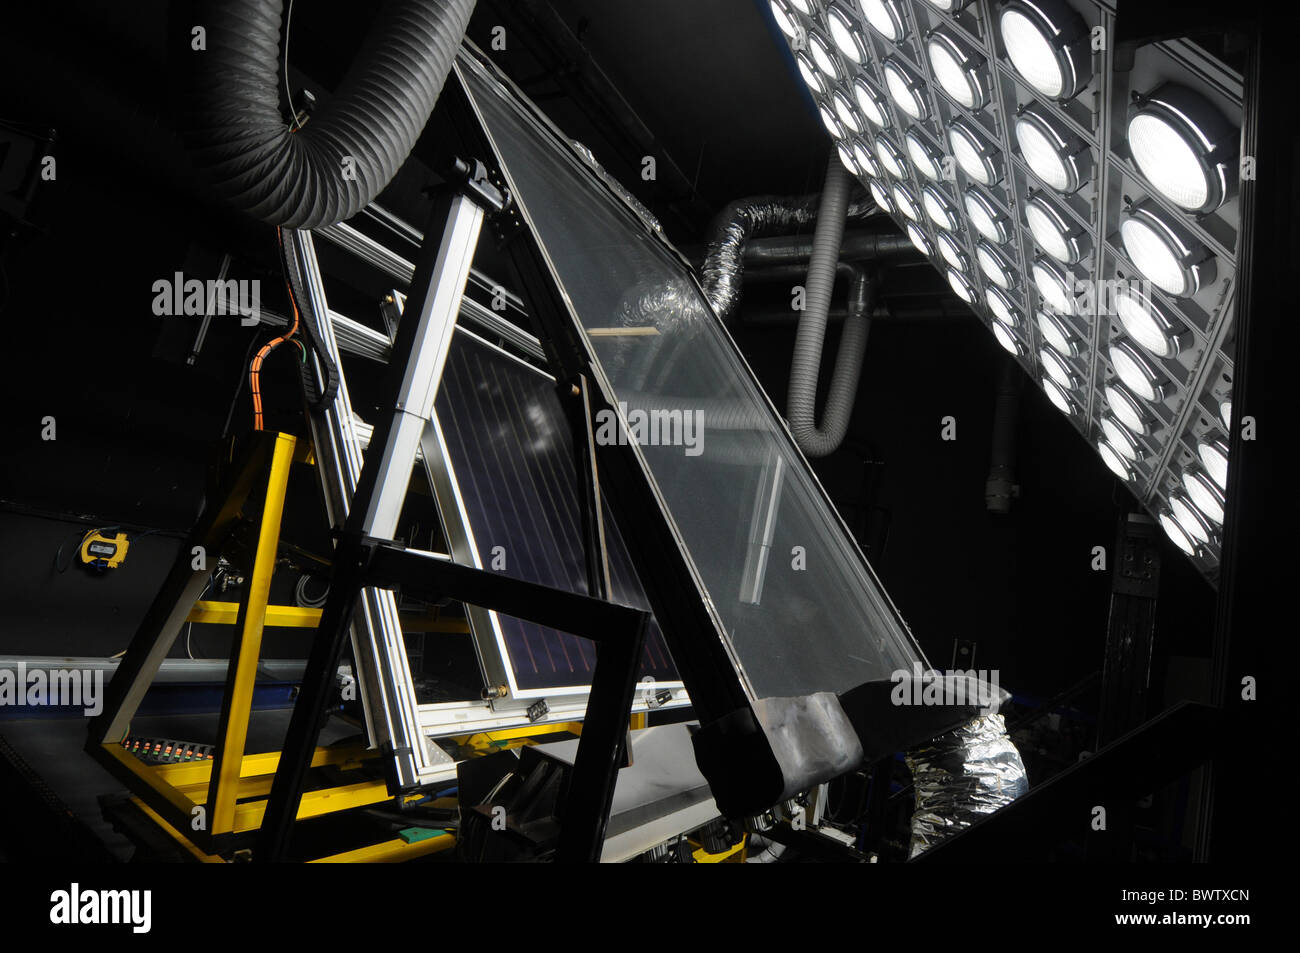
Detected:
left=701, top=194, right=874, bottom=324
left=904, top=713, right=1028, bottom=858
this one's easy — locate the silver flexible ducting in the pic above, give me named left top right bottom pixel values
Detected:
left=181, top=0, right=476, bottom=228
left=701, top=191, right=874, bottom=325
left=786, top=154, right=869, bottom=458
left=903, top=713, right=1029, bottom=858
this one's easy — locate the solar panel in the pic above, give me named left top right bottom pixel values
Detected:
left=432, top=327, right=679, bottom=693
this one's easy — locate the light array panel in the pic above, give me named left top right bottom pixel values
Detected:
left=767, top=0, right=1245, bottom=583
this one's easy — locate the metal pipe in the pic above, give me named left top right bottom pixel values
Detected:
left=743, top=231, right=917, bottom=268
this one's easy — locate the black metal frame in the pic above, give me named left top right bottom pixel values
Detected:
left=254, top=161, right=652, bottom=863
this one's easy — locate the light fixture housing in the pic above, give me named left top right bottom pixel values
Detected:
left=965, top=188, right=1012, bottom=244
left=808, top=31, right=841, bottom=81
left=1042, top=376, right=1075, bottom=414
left=862, top=0, right=908, bottom=42
left=925, top=30, right=990, bottom=110
left=1104, top=381, right=1152, bottom=435
left=826, top=3, right=868, bottom=65
left=1159, top=509, right=1199, bottom=556
left=771, top=0, right=802, bottom=39
left=837, top=140, right=861, bottom=176
left=905, top=129, right=946, bottom=180
left=1182, top=469, right=1225, bottom=525
left=1036, top=309, right=1077, bottom=356
left=906, top=221, right=934, bottom=256
left=947, top=268, right=977, bottom=304
left=869, top=178, right=895, bottom=212
left=818, top=101, right=846, bottom=139
left=1025, top=192, right=1088, bottom=264
left=1040, top=347, right=1078, bottom=390
left=997, top=0, right=1093, bottom=102
left=937, top=231, right=969, bottom=270
left=1169, top=490, right=1216, bottom=544
left=1031, top=255, right=1076, bottom=315
left=992, top=321, right=1024, bottom=355
left=892, top=182, right=922, bottom=221
left=833, top=89, right=865, bottom=135
left=883, top=57, right=930, bottom=121
left=1015, top=103, right=1092, bottom=192
left=976, top=241, right=1018, bottom=290
left=1100, top=415, right=1143, bottom=461
left=1097, top=440, right=1135, bottom=480
left=852, top=139, right=881, bottom=177
left=949, top=119, right=1004, bottom=186
left=1128, top=83, right=1238, bottom=214
left=875, top=134, right=908, bottom=178
left=1198, top=436, right=1229, bottom=489
left=985, top=285, right=1021, bottom=327
left=1120, top=200, right=1218, bottom=298
left=1113, top=281, right=1191, bottom=358
left=1109, top=338, right=1168, bottom=403
left=922, top=185, right=960, bottom=231
left=853, top=77, right=889, bottom=129
left=797, top=53, right=827, bottom=97
left=1219, top=398, right=1232, bottom=430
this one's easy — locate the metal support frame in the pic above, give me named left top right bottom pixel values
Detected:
left=84, top=430, right=395, bottom=854
left=257, top=172, right=493, bottom=861
left=256, top=160, right=656, bottom=862
left=1097, top=515, right=1161, bottom=748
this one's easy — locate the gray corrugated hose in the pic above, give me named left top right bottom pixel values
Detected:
left=181, top=0, right=476, bottom=228
left=786, top=154, right=869, bottom=458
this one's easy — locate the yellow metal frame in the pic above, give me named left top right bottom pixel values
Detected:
left=85, top=430, right=633, bottom=860
left=87, top=432, right=406, bottom=858
left=691, top=835, right=748, bottom=863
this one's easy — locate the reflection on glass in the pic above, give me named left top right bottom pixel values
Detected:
left=460, top=58, right=927, bottom=700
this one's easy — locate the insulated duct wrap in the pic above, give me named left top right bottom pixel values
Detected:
left=702, top=191, right=874, bottom=324
left=904, top=713, right=1028, bottom=858
left=181, top=0, right=476, bottom=228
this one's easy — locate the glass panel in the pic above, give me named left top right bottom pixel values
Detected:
left=434, top=329, right=679, bottom=691
left=460, top=57, right=927, bottom=700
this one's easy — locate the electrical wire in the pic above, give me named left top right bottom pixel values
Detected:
left=249, top=227, right=301, bottom=430
left=185, top=572, right=218, bottom=660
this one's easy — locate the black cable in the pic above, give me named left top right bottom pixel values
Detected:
left=279, top=233, right=339, bottom=410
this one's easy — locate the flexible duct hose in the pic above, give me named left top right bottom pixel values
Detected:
left=701, top=192, right=876, bottom=326
left=786, top=154, right=869, bottom=458
left=180, top=0, right=476, bottom=228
